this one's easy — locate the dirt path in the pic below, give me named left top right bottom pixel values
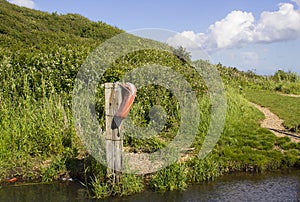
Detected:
left=250, top=102, right=300, bottom=143
left=277, top=93, right=300, bottom=98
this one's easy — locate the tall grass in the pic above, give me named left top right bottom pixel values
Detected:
left=0, top=93, right=78, bottom=180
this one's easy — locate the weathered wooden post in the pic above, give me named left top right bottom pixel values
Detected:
left=105, top=82, right=136, bottom=183
left=105, top=83, right=123, bottom=182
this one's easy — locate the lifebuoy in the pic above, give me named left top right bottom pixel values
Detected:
left=112, top=83, right=136, bottom=129
left=7, top=177, right=17, bottom=183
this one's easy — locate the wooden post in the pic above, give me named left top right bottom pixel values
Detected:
left=105, top=83, right=123, bottom=183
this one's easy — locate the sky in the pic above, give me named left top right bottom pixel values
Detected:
left=7, top=0, right=300, bottom=75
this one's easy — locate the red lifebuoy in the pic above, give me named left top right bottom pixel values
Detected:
left=7, top=177, right=17, bottom=183
left=112, top=83, right=136, bottom=129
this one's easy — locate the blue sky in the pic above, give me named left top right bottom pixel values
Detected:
left=8, top=0, right=300, bottom=75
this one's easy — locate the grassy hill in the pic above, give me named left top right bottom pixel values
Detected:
left=0, top=0, right=299, bottom=199
left=0, top=0, right=122, bottom=47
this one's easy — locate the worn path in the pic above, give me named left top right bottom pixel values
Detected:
left=250, top=102, right=300, bottom=143
left=277, top=93, right=300, bottom=98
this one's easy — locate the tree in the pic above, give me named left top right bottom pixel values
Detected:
left=172, top=46, right=192, bottom=63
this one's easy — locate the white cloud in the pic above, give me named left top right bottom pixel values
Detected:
left=166, top=31, right=206, bottom=49
left=292, top=0, right=300, bottom=7
left=8, top=0, right=35, bottom=9
left=167, top=1, right=300, bottom=52
left=254, top=3, right=300, bottom=42
left=166, top=31, right=210, bottom=60
left=208, top=10, right=255, bottom=49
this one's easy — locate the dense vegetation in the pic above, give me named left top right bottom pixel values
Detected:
left=219, top=65, right=300, bottom=94
left=0, top=0, right=299, bottom=199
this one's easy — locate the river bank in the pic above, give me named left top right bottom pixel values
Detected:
left=1, top=89, right=300, bottom=199
left=1, top=169, right=299, bottom=201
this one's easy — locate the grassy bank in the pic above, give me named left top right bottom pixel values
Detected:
left=87, top=88, right=300, bottom=198
left=145, top=88, right=300, bottom=193
left=1, top=86, right=299, bottom=199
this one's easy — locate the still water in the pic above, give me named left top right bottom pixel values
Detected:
left=0, top=169, right=299, bottom=202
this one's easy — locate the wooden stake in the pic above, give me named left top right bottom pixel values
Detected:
left=105, top=83, right=123, bottom=182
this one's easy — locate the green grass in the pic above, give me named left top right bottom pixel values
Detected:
left=212, top=89, right=288, bottom=172
left=145, top=89, right=300, bottom=193
left=244, top=89, right=300, bottom=132
left=0, top=94, right=80, bottom=181
left=91, top=173, right=144, bottom=199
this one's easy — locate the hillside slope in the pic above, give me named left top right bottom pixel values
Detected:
left=0, top=0, right=122, bottom=48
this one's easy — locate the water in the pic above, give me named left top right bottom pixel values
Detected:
left=0, top=169, right=299, bottom=202
left=0, top=182, right=91, bottom=202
